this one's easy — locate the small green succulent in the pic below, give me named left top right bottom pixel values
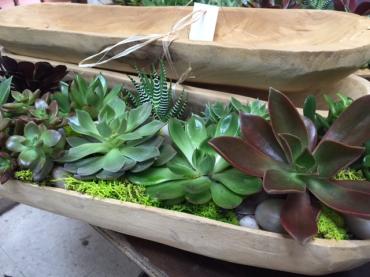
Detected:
left=53, top=74, right=122, bottom=119
left=2, top=89, right=40, bottom=115
left=129, top=114, right=262, bottom=209
left=59, top=100, right=176, bottom=180
left=125, top=61, right=187, bottom=122
left=0, top=152, right=16, bottom=184
left=203, top=98, right=269, bottom=125
left=6, top=122, right=65, bottom=181
left=304, top=93, right=353, bottom=136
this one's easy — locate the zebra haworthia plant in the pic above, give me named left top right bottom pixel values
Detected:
left=125, top=61, right=187, bottom=122
left=129, top=114, right=262, bottom=209
left=59, top=99, right=176, bottom=180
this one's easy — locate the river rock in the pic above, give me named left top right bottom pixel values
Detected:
left=255, top=199, right=285, bottom=233
left=239, top=215, right=259, bottom=230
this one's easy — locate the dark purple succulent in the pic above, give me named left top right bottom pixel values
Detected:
left=0, top=55, right=68, bottom=93
left=334, top=0, right=370, bottom=15
left=209, top=88, right=370, bottom=244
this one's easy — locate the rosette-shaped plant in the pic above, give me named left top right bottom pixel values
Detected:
left=210, top=88, right=370, bottom=243
left=129, top=114, right=262, bottom=209
left=53, top=74, right=121, bottom=119
left=59, top=100, right=174, bottom=180
left=6, top=122, right=65, bottom=181
left=0, top=152, right=16, bottom=184
left=0, top=55, right=67, bottom=93
left=2, top=89, right=40, bottom=115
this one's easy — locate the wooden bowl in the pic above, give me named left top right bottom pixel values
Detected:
left=0, top=3, right=369, bottom=92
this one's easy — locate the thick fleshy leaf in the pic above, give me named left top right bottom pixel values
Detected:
left=306, top=177, right=370, bottom=219
left=126, top=102, right=152, bottom=132
left=331, top=180, right=370, bottom=195
left=321, top=94, right=370, bottom=146
left=66, top=137, right=91, bottom=147
left=185, top=191, right=212, bottom=205
left=118, top=120, right=164, bottom=141
left=192, top=149, right=215, bottom=175
left=314, top=140, right=364, bottom=177
left=295, top=149, right=316, bottom=172
left=168, top=118, right=194, bottom=165
left=0, top=77, right=12, bottom=105
left=120, top=145, right=160, bottom=162
left=268, top=88, right=308, bottom=148
left=185, top=115, right=208, bottom=149
left=58, top=143, right=109, bottom=162
left=215, top=113, right=239, bottom=137
left=146, top=179, right=196, bottom=200
left=210, top=181, right=243, bottom=209
left=18, top=149, right=38, bottom=168
left=96, top=121, right=112, bottom=138
left=240, top=113, right=286, bottom=162
left=24, top=122, right=40, bottom=140
left=212, top=168, right=262, bottom=196
left=302, top=117, right=317, bottom=151
left=209, top=137, right=289, bottom=177
left=154, top=144, right=177, bottom=166
left=278, top=133, right=303, bottom=162
left=184, top=176, right=212, bottom=194
left=128, top=167, right=185, bottom=186
left=6, top=136, right=26, bottom=152
left=280, top=193, right=319, bottom=244
left=76, top=110, right=99, bottom=136
left=130, top=159, right=154, bottom=173
left=102, top=148, right=128, bottom=172
left=167, top=155, right=199, bottom=178
left=41, top=130, right=62, bottom=147
left=76, top=157, right=104, bottom=176
left=263, top=169, right=306, bottom=194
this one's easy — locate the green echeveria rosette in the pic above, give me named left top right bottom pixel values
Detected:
left=129, top=113, right=262, bottom=209
left=58, top=100, right=176, bottom=180
left=6, top=122, right=65, bottom=182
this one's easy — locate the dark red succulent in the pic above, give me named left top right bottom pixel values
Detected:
left=248, top=0, right=301, bottom=8
left=334, top=0, right=370, bottom=15
left=209, top=88, right=370, bottom=244
left=0, top=55, right=68, bottom=93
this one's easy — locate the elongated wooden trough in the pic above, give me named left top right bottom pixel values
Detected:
left=0, top=3, right=369, bottom=92
left=0, top=54, right=370, bottom=275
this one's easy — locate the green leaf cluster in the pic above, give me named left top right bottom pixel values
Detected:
left=125, top=61, right=187, bottom=122
left=60, top=100, right=175, bottom=180
left=129, top=114, right=262, bottom=209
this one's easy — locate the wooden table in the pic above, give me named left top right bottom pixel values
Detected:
left=94, top=227, right=370, bottom=277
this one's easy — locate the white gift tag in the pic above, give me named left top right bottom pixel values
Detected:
left=189, top=3, right=219, bottom=42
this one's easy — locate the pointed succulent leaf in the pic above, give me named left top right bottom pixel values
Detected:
left=215, top=112, right=239, bottom=137
left=118, top=120, right=164, bottom=141
left=295, top=149, right=316, bottom=172
left=185, top=115, right=208, bottom=149
left=321, top=94, right=370, bottom=146
left=278, top=133, right=303, bottom=162
left=155, top=144, right=177, bottom=166
left=303, top=95, right=316, bottom=123
left=59, top=143, right=109, bottom=162
left=146, top=179, right=190, bottom=200
left=120, top=145, right=160, bottom=162
left=268, top=88, right=308, bottom=148
left=240, top=113, right=286, bottom=162
left=168, top=118, right=194, bottom=165
left=76, top=157, right=104, bottom=176
left=184, top=176, right=212, bottom=194
left=192, top=149, right=215, bottom=175
left=96, top=121, right=112, bottom=138
left=209, top=137, right=290, bottom=177
left=212, top=168, right=262, bottom=196
left=210, top=181, right=243, bottom=209
left=129, top=167, right=185, bottom=186
left=263, top=169, right=306, bottom=194
left=101, top=149, right=128, bottom=172
left=75, top=110, right=99, bottom=136
left=280, top=193, right=319, bottom=245
left=314, top=140, right=364, bottom=178
left=302, top=117, right=317, bottom=151
left=126, top=102, right=152, bottom=132
left=66, top=137, right=91, bottom=147
left=0, top=77, right=12, bottom=105
left=333, top=180, right=370, bottom=195
left=167, top=155, right=199, bottom=178
left=306, top=177, right=370, bottom=219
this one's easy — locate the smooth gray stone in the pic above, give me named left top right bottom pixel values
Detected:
left=255, top=199, right=285, bottom=233
left=239, top=215, right=259, bottom=230
left=345, top=216, right=370, bottom=239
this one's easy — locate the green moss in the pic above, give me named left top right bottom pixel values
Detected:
left=64, top=177, right=160, bottom=207
left=335, top=169, right=365, bottom=181
left=317, top=206, right=349, bottom=240
left=14, top=170, right=33, bottom=182
left=163, top=201, right=239, bottom=225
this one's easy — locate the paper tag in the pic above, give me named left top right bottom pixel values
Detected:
left=189, top=3, right=219, bottom=42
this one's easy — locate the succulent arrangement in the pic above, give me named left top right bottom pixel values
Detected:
left=129, top=114, right=262, bottom=208
left=125, top=61, right=187, bottom=122
left=209, top=88, right=370, bottom=243
left=0, top=55, right=68, bottom=93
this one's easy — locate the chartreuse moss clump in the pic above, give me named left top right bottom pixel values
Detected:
left=316, top=169, right=365, bottom=240
left=14, top=170, right=33, bottom=182
left=64, top=176, right=160, bottom=207
left=162, top=202, right=239, bottom=225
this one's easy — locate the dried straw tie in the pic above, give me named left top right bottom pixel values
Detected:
left=78, top=9, right=207, bottom=80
